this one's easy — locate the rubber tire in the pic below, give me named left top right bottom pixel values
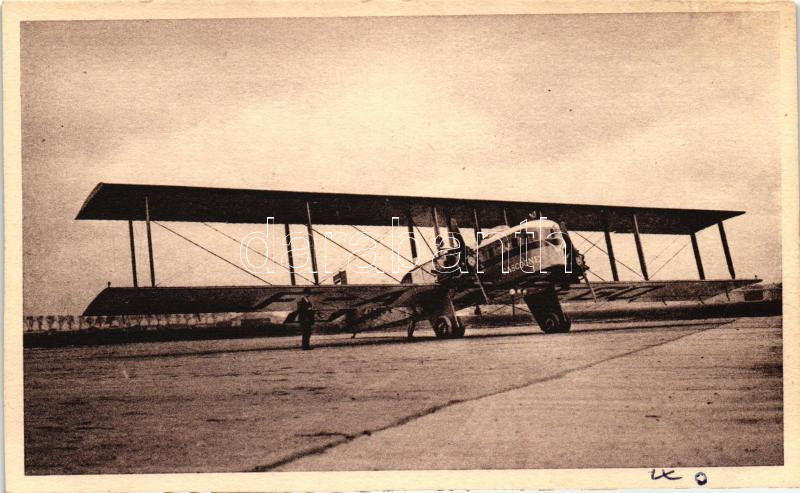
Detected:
left=535, top=310, right=571, bottom=334
left=525, top=289, right=571, bottom=334
left=536, top=310, right=561, bottom=334
left=558, top=313, right=572, bottom=333
left=433, top=316, right=454, bottom=339
left=451, top=318, right=466, bottom=338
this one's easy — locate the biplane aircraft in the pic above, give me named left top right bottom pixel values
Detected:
left=76, top=183, right=758, bottom=339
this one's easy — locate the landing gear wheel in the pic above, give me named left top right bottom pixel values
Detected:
left=534, top=310, right=571, bottom=334
left=559, top=314, right=572, bottom=333
left=451, top=318, right=465, bottom=338
left=432, top=315, right=464, bottom=339
left=433, top=316, right=453, bottom=339
left=524, top=288, right=572, bottom=334
left=537, top=311, right=561, bottom=334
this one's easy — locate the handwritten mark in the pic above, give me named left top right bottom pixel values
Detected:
left=650, top=469, right=682, bottom=481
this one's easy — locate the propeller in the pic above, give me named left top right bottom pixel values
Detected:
left=560, top=220, right=597, bottom=304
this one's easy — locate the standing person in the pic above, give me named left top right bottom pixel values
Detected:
left=297, top=289, right=314, bottom=350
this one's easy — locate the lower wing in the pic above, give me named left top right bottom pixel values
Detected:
left=84, top=279, right=760, bottom=319
left=555, top=279, right=761, bottom=303
left=449, top=278, right=762, bottom=308
left=83, top=284, right=438, bottom=317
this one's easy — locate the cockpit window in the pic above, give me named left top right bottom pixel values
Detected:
left=524, top=231, right=537, bottom=243
left=517, top=231, right=539, bottom=251
left=546, top=228, right=564, bottom=247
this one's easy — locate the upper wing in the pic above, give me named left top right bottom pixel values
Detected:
left=83, top=284, right=438, bottom=316
left=76, top=182, right=741, bottom=234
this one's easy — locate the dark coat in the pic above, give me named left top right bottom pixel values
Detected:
left=297, top=296, right=314, bottom=326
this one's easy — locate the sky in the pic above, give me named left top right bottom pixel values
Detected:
left=21, top=12, right=783, bottom=315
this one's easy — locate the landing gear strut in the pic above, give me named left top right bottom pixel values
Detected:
left=524, top=287, right=571, bottom=334
left=425, top=290, right=466, bottom=339
left=406, top=318, right=416, bottom=339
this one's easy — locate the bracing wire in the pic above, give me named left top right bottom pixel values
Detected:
left=415, top=224, right=436, bottom=256
left=650, top=240, right=691, bottom=280
left=202, top=222, right=314, bottom=284
left=587, top=270, right=607, bottom=282
left=648, top=235, right=683, bottom=265
left=351, top=225, right=438, bottom=276
left=153, top=222, right=419, bottom=324
left=316, top=227, right=396, bottom=284
left=153, top=222, right=273, bottom=285
left=572, top=231, right=644, bottom=279
left=311, top=227, right=402, bottom=283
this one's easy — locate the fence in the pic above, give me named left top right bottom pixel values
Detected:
left=23, top=313, right=245, bottom=333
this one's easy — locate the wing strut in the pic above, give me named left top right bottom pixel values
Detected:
left=602, top=215, right=620, bottom=281
left=718, top=221, right=736, bottom=279
left=431, top=207, right=444, bottom=250
left=414, top=223, right=435, bottom=256
left=444, top=210, right=457, bottom=248
left=145, top=196, right=156, bottom=287
left=690, top=232, right=705, bottom=280
left=406, top=211, right=418, bottom=261
left=127, top=220, right=138, bottom=287
left=472, top=208, right=482, bottom=245
left=284, top=223, right=297, bottom=285
left=632, top=213, right=649, bottom=280
left=305, top=201, right=320, bottom=285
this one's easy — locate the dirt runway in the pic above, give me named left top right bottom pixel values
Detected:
left=24, top=316, right=782, bottom=474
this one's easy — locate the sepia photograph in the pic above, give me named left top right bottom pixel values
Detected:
left=3, top=1, right=798, bottom=491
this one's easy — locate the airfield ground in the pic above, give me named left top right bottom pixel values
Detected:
left=24, top=316, right=782, bottom=474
